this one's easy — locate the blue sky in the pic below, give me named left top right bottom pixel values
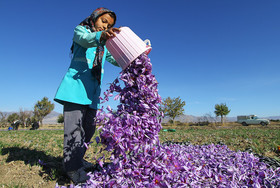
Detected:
left=0, top=0, right=279, bottom=117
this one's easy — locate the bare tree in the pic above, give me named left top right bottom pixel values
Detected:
left=19, top=109, right=32, bottom=127
left=204, top=113, right=218, bottom=123
left=0, top=111, right=7, bottom=127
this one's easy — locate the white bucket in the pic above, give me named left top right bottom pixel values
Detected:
left=106, top=27, right=152, bottom=70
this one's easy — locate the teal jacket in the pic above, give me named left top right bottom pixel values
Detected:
left=54, top=25, right=119, bottom=109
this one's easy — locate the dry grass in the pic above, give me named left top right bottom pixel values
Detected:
left=0, top=122, right=279, bottom=187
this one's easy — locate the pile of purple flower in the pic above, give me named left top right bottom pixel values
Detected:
left=59, top=54, right=280, bottom=187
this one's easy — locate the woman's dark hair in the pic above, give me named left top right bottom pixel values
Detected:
left=106, top=12, right=116, bottom=26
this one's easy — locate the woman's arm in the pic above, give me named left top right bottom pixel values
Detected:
left=105, top=50, right=120, bottom=67
left=72, top=25, right=103, bottom=48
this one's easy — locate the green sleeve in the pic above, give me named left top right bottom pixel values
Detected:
left=72, top=25, right=104, bottom=48
left=105, top=50, right=120, bottom=67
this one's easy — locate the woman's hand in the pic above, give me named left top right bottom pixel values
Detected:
left=101, top=27, right=121, bottom=42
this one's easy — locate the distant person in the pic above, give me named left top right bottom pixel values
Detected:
left=30, top=121, right=39, bottom=130
left=54, top=7, right=120, bottom=184
left=12, top=120, right=20, bottom=130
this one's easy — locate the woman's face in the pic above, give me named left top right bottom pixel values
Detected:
left=94, top=13, right=115, bottom=31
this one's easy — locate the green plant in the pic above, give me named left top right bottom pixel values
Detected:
left=160, top=96, right=186, bottom=125
left=7, top=113, right=20, bottom=124
left=57, top=114, right=64, bottom=124
left=33, top=97, right=54, bottom=126
left=214, top=103, right=230, bottom=125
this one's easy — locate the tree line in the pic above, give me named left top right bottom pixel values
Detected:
left=1, top=96, right=231, bottom=128
left=0, top=97, right=54, bottom=128
left=48, top=96, right=231, bottom=126
left=160, top=97, right=230, bottom=125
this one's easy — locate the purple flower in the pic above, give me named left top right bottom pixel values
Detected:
left=58, top=54, right=280, bottom=188
left=38, top=159, right=46, bottom=166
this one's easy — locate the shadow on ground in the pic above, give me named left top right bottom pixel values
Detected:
left=1, top=147, right=70, bottom=185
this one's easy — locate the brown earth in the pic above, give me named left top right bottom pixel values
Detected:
left=0, top=158, right=55, bottom=188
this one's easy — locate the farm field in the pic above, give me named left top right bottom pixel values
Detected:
left=0, top=123, right=279, bottom=187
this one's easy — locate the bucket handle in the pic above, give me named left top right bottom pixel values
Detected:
left=144, top=39, right=151, bottom=47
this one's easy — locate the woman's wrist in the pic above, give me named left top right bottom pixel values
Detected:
left=101, top=28, right=121, bottom=42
